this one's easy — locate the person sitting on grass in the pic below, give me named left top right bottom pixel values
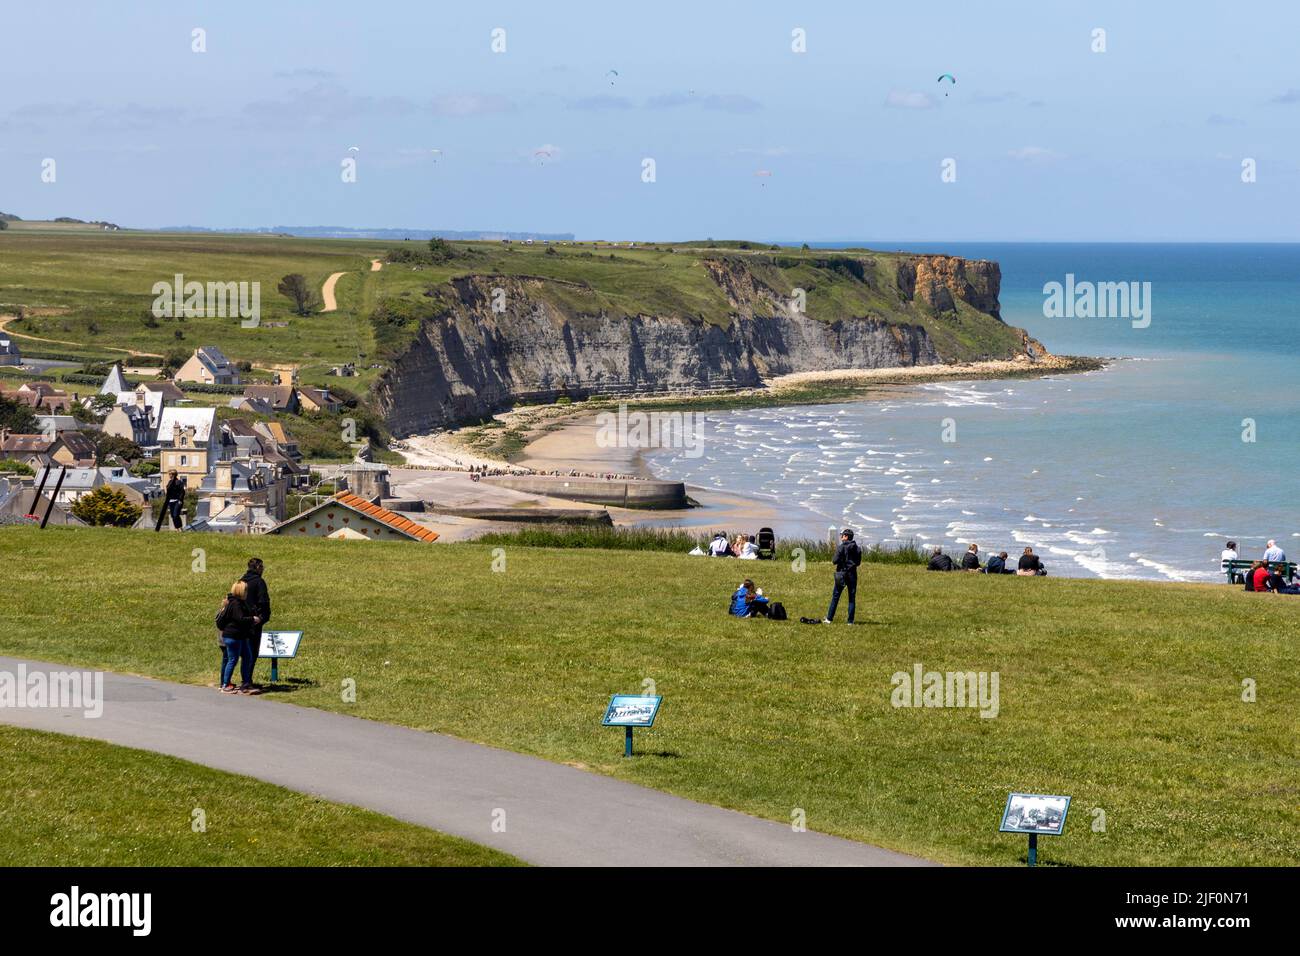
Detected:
left=1249, top=560, right=1271, bottom=592
left=1265, top=568, right=1300, bottom=594
left=961, top=543, right=982, bottom=571
left=738, top=534, right=760, bottom=559
left=708, top=532, right=732, bottom=557
left=729, top=578, right=771, bottom=617
left=985, top=551, right=1014, bottom=574
left=927, top=546, right=955, bottom=571
left=1016, top=547, right=1046, bottom=576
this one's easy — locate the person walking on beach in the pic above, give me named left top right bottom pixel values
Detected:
left=237, top=557, right=270, bottom=693
left=156, top=469, right=187, bottom=531
left=823, top=529, right=862, bottom=624
left=216, top=580, right=257, bottom=694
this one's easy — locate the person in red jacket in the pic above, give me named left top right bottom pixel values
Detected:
left=1251, top=561, right=1270, bottom=592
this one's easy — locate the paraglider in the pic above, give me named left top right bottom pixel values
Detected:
left=534, top=148, right=553, bottom=165
left=936, top=73, right=955, bottom=96
left=348, top=145, right=360, bottom=152
left=606, top=69, right=619, bottom=86
left=754, top=169, right=772, bottom=187
left=429, top=148, right=442, bottom=163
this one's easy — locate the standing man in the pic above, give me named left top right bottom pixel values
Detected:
left=823, top=529, right=862, bottom=624
left=156, top=469, right=187, bottom=531
left=238, top=557, right=270, bottom=694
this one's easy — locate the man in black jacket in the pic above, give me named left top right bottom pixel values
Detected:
left=927, top=547, right=956, bottom=571
left=960, top=543, right=982, bottom=571
left=238, top=557, right=270, bottom=691
left=155, top=470, right=187, bottom=531
left=823, top=529, right=862, bottom=624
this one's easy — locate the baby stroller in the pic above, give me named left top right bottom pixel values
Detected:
left=757, top=527, right=776, bottom=560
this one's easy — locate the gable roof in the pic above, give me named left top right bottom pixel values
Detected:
left=255, top=420, right=294, bottom=445
left=272, top=491, right=439, bottom=541
left=1, top=434, right=53, bottom=454
left=142, top=381, right=185, bottom=401
left=100, top=363, right=130, bottom=395
left=157, top=406, right=216, bottom=444
left=243, top=384, right=297, bottom=409
left=297, top=386, right=336, bottom=407
left=195, top=346, right=235, bottom=374
left=56, top=430, right=98, bottom=461
left=35, top=465, right=102, bottom=489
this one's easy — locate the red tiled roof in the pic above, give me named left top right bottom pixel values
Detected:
left=331, top=491, right=439, bottom=541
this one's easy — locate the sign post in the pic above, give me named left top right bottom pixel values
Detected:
left=999, top=792, right=1070, bottom=867
left=601, top=694, right=662, bottom=757
left=257, top=630, right=303, bottom=684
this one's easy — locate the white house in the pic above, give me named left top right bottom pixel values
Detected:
left=157, top=406, right=218, bottom=488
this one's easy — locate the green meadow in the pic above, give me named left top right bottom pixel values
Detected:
left=0, top=725, right=521, bottom=866
left=2, top=525, right=1296, bottom=866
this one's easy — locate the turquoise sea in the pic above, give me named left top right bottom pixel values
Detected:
left=643, top=244, right=1300, bottom=581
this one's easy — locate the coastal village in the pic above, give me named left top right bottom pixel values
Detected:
left=1, top=340, right=683, bottom=542
left=0, top=343, right=446, bottom=539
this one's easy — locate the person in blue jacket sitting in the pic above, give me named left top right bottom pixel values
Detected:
left=729, top=579, right=771, bottom=617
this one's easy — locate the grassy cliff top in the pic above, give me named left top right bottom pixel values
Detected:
left=0, top=231, right=1027, bottom=386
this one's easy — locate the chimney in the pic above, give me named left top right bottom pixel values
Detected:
left=215, top=460, right=233, bottom=491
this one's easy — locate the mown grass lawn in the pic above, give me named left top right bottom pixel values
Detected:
left=2, top=525, right=1297, bottom=866
left=0, top=725, right=520, bottom=866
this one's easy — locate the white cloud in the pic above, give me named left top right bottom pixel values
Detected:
left=884, top=90, right=936, bottom=110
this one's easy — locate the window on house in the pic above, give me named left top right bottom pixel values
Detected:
left=180, top=455, right=188, bottom=466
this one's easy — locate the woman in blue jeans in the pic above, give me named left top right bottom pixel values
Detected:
left=217, top=580, right=260, bottom=694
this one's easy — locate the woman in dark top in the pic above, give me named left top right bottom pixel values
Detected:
left=1017, top=547, right=1043, bottom=576
left=218, top=580, right=255, bottom=694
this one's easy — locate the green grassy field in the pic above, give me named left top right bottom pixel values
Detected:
left=0, top=725, right=520, bottom=866
left=2, top=525, right=1296, bottom=866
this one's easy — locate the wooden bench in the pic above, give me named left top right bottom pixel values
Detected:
left=1224, top=559, right=1296, bottom=584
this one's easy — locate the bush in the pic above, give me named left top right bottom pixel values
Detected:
left=71, top=487, right=142, bottom=527
left=130, top=459, right=159, bottom=477
left=62, top=373, right=108, bottom=386
left=0, top=458, right=34, bottom=476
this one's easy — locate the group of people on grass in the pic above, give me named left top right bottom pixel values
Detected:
left=708, top=531, right=760, bottom=559
left=928, top=543, right=1046, bottom=576
left=215, top=557, right=272, bottom=695
left=1220, top=539, right=1299, bottom=594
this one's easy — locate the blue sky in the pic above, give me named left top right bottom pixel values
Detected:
left=2, top=0, right=1297, bottom=241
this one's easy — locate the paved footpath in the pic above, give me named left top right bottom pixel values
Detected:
left=0, top=656, right=932, bottom=867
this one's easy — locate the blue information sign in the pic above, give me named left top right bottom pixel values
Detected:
left=602, top=694, right=662, bottom=757
left=999, top=792, right=1071, bottom=867
left=602, top=694, right=662, bottom=727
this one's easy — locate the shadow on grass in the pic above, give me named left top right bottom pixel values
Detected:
left=258, top=677, right=318, bottom=694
